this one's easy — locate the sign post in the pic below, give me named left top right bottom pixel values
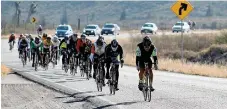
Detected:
left=171, top=0, right=193, bottom=63
left=31, top=17, right=37, bottom=34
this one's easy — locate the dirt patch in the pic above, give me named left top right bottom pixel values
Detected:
left=1, top=64, right=11, bottom=76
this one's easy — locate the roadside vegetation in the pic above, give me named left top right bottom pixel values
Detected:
left=1, top=65, right=11, bottom=77
left=122, top=31, right=227, bottom=78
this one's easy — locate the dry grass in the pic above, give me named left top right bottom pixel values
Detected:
left=1, top=64, right=11, bottom=77
left=124, top=54, right=227, bottom=78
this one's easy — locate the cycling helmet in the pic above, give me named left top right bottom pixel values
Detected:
left=20, top=34, right=23, bottom=37
left=81, top=34, right=86, bottom=39
left=72, top=33, right=78, bottom=41
left=53, top=36, right=58, bottom=42
left=96, top=38, right=103, bottom=47
left=11, top=33, right=14, bottom=35
left=47, top=36, right=51, bottom=40
left=111, top=39, right=118, bottom=51
left=35, top=37, right=39, bottom=41
left=143, top=36, right=152, bottom=51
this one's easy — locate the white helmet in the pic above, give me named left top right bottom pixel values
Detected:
left=53, top=36, right=58, bottom=42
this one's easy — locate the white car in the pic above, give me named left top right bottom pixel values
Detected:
left=141, top=23, right=158, bottom=34
left=55, top=24, right=73, bottom=39
left=83, top=24, right=101, bottom=36
left=101, top=23, right=120, bottom=35
left=172, top=22, right=190, bottom=33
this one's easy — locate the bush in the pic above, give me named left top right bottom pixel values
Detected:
left=215, top=31, right=227, bottom=44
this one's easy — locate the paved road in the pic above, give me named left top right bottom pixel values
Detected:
left=2, top=39, right=227, bottom=109
left=1, top=73, right=98, bottom=109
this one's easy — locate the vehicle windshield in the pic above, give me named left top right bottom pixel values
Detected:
left=57, top=26, right=68, bottom=31
left=86, top=26, right=96, bottom=29
left=104, top=25, right=114, bottom=28
left=175, top=23, right=184, bottom=26
left=143, top=24, right=153, bottom=27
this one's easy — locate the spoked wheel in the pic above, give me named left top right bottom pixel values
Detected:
left=73, top=58, right=78, bottom=75
left=52, top=54, right=56, bottom=68
left=147, top=74, right=152, bottom=102
left=34, top=54, right=38, bottom=71
left=143, top=75, right=148, bottom=101
left=44, top=55, right=49, bottom=70
left=110, top=71, right=116, bottom=95
left=96, top=69, right=103, bottom=92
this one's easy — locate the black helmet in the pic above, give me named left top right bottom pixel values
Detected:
left=81, top=34, right=86, bottom=39
left=111, top=39, right=118, bottom=51
left=143, top=36, right=152, bottom=47
left=96, top=38, right=103, bottom=47
left=47, top=37, right=51, bottom=40
left=35, top=37, right=40, bottom=42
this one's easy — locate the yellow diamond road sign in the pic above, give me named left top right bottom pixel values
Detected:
left=171, top=0, right=194, bottom=20
left=31, top=17, right=36, bottom=23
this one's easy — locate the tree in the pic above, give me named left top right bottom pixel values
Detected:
left=206, top=5, right=213, bottom=17
left=90, top=13, right=95, bottom=21
left=60, top=7, right=68, bottom=24
left=26, top=2, right=38, bottom=23
left=12, top=2, right=21, bottom=27
left=120, top=9, right=126, bottom=21
left=40, top=15, right=46, bottom=27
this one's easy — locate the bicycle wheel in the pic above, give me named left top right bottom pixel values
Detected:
left=143, top=73, right=148, bottom=101
left=73, top=57, right=77, bottom=75
left=52, top=53, right=56, bottom=68
left=147, top=73, right=152, bottom=102
left=112, top=70, right=116, bottom=95
left=64, top=59, right=68, bottom=73
left=85, top=61, right=89, bottom=80
left=44, top=54, right=49, bottom=70
left=21, top=52, right=25, bottom=67
left=96, top=69, right=100, bottom=91
left=35, top=53, right=38, bottom=71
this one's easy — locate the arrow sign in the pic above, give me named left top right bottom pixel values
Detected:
left=171, top=0, right=193, bottom=20
left=32, top=17, right=36, bottom=23
left=31, top=17, right=36, bottom=23
left=179, top=3, right=188, bottom=15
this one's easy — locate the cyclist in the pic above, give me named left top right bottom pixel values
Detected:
left=42, top=33, right=48, bottom=42
left=8, top=33, right=16, bottom=49
left=37, top=25, right=43, bottom=35
left=31, top=37, right=43, bottom=67
left=42, top=36, right=53, bottom=65
left=59, top=36, right=69, bottom=67
left=18, top=36, right=29, bottom=63
left=90, top=37, right=106, bottom=85
left=51, top=35, right=60, bottom=65
left=76, top=34, right=92, bottom=77
left=68, top=34, right=78, bottom=62
left=136, top=36, right=158, bottom=91
left=105, top=39, right=124, bottom=91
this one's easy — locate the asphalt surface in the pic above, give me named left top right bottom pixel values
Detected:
left=1, top=73, right=97, bottom=109
left=2, top=39, right=227, bottom=109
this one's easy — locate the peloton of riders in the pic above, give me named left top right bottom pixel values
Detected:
left=13, top=29, right=159, bottom=92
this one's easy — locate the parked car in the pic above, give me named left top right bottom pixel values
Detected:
left=141, top=23, right=158, bottom=34
left=101, top=23, right=120, bottom=35
left=55, top=24, right=73, bottom=39
left=172, top=22, right=190, bottom=33
left=83, top=24, right=101, bottom=36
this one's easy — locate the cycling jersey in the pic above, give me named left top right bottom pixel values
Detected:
left=52, top=40, right=60, bottom=48
left=76, top=38, right=92, bottom=53
left=8, top=35, right=15, bottom=43
left=43, top=40, right=53, bottom=48
left=105, top=44, right=123, bottom=62
left=91, top=42, right=106, bottom=56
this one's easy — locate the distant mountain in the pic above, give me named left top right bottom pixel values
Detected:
left=2, top=1, right=227, bottom=29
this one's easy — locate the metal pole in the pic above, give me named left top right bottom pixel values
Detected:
left=181, top=20, right=184, bottom=63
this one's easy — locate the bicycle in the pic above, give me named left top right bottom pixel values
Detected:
left=142, top=62, right=154, bottom=102
left=43, top=51, right=50, bottom=70
left=51, top=48, right=58, bottom=68
left=62, top=49, right=69, bottom=73
left=34, top=49, right=39, bottom=71
left=69, top=53, right=75, bottom=75
left=108, top=58, right=119, bottom=95
left=95, top=57, right=105, bottom=92
left=79, top=54, right=85, bottom=77
left=9, top=41, right=14, bottom=52
left=20, top=48, right=27, bottom=67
